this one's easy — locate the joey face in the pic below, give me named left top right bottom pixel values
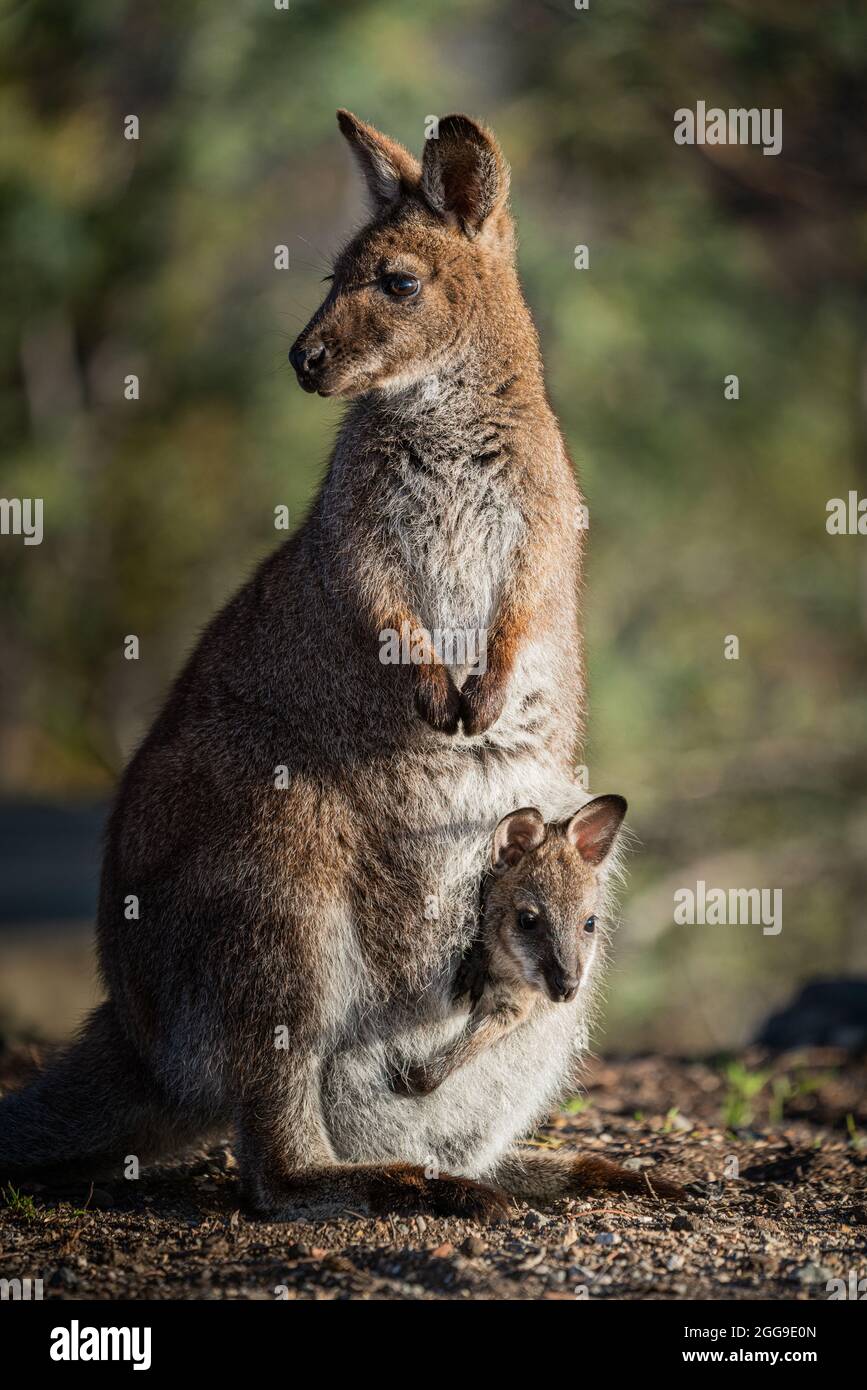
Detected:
left=486, top=798, right=627, bottom=1004
left=288, top=110, right=513, bottom=399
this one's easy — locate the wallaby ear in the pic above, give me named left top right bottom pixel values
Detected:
left=491, top=807, right=545, bottom=873
left=565, top=795, right=627, bottom=868
left=337, top=109, right=420, bottom=214
left=420, top=114, right=510, bottom=238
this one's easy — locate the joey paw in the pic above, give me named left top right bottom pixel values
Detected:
left=388, top=1064, right=440, bottom=1098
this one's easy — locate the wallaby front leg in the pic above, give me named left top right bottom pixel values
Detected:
left=460, top=600, right=532, bottom=736
left=386, top=604, right=462, bottom=734
left=349, top=525, right=462, bottom=733
left=237, top=1050, right=509, bottom=1221
left=393, top=1001, right=528, bottom=1097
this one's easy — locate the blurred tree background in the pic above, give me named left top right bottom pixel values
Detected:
left=1, top=0, right=865, bottom=1050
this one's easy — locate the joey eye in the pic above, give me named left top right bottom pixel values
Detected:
left=583, top=916, right=596, bottom=933
left=382, top=272, right=420, bottom=299
left=517, top=911, right=538, bottom=931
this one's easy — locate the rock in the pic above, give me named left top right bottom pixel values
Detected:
left=430, top=1241, right=454, bottom=1259
left=669, top=1112, right=694, bottom=1132
left=755, top=978, right=867, bottom=1051
left=672, top=1215, right=694, bottom=1231
left=794, top=1262, right=834, bottom=1286
left=88, top=1188, right=115, bottom=1209
left=462, top=1234, right=487, bottom=1257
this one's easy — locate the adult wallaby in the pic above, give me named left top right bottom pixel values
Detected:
left=0, top=112, right=682, bottom=1217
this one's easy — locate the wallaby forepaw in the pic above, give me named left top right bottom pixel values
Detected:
left=414, top=666, right=462, bottom=734
left=459, top=670, right=507, bottom=736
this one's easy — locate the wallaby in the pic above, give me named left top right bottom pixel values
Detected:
left=391, top=797, right=626, bottom=1099
left=0, top=111, right=682, bottom=1216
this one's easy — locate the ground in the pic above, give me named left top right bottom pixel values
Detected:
left=1, top=1045, right=865, bottom=1301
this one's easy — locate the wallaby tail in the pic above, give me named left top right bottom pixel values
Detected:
left=0, top=1001, right=206, bottom=1183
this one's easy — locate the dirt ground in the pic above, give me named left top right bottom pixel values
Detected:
left=1, top=1045, right=865, bottom=1301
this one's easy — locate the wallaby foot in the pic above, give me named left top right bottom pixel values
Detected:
left=246, top=1162, right=510, bottom=1222
left=490, top=1148, right=686, bottom=1204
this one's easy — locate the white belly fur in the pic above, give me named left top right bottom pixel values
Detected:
left=321, top=718, right=588, bottom=1179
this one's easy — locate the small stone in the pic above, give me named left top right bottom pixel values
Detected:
left=462, top=1234, right=487, bottom=1257
left=795, top=1262, right=833, bottom=1286
left=594, top=1231, right=616, bottom=1246
left=670, top=1113, right=694, bottom=1132
left=523, top=1211, right=544, bottom=1229
left=431, top=1241, right=454, bottom=1259
left=672, top=1215, right=694, bottom=1232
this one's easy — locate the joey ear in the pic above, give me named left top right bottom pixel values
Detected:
left=565, top=795, right=627, bottom=868
left=491, top=807, right=545, bottom=873
left=420, top=114, right=510, bottom=238
left=337, top=110, right=421, bottom=214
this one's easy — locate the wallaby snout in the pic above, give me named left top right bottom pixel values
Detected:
left=286, top=109, right=516, bottom=402
left=288, top=337, right=329, bottom=393
left=545, top=966, right=580, bottom=1004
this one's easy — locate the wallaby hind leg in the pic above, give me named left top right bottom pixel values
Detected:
left=0, top=1001, right=213, bottom=1184
left=236, top=1058, right=510, bottom=1222
left=488, top=1148, right=686, bottom=1204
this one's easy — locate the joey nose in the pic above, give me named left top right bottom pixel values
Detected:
left=548, top=971, right=579, bottom=1003
left=288, top=340, right=328, bottom=390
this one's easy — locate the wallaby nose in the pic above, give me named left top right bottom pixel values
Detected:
left=548, top=971, right=579, bottom=1003
left=288, top=340, right=328, bottom=391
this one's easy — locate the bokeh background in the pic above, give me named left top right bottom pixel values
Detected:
left=1, top=0, right=865, bottom=1052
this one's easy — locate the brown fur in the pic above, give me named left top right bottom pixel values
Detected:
left=0, top=112, right=681, bottom=1216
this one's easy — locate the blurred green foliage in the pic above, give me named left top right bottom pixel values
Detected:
left=1, top=0, right=865, bottom=1047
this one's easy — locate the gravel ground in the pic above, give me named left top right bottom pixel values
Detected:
left=1, top=1046, right=865, bottom=1301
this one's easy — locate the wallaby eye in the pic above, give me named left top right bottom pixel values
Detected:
left=517, top=910, right=538, bottom=931
left=383, top=272, right=420, bottom=299
left=584, top=915, right=596, bottom=933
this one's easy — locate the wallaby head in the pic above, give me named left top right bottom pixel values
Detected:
left=484, top=796, right=628, bottom=1004
left=288, top=109, right=524, bottom=399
